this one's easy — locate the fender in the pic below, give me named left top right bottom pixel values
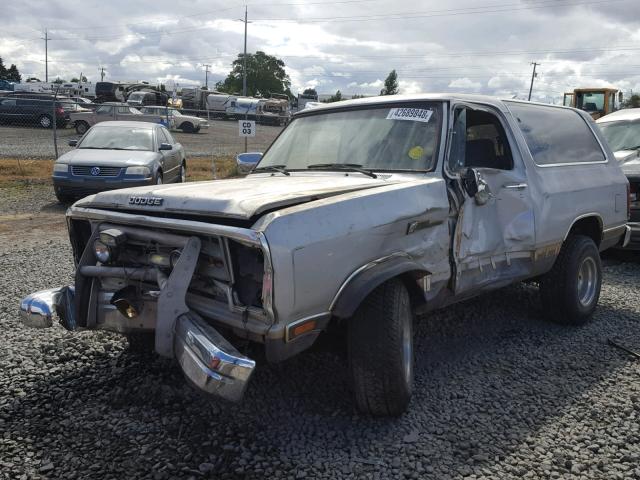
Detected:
left=330, top=253, right=428, bottom=319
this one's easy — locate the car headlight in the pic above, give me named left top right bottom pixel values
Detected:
left=53, top=163, right=68, bottom=173
left=93, top=240, right=112, bottom=263
left=125, top=166, right=151, bottom=176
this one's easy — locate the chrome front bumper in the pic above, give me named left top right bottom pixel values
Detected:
left=19, top=287, right=256, bottom=403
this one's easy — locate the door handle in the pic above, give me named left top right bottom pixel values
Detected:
left=503, top=183, right=528, bottom=190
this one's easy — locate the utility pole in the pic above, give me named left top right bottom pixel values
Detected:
left=528, top=62, right=540, bottom=101
left=203, top=64, right=211, bottom=89
left=42, top=29, right=50, bottom=82
left=243, top=6, right=248, bottom=97
left=100, top=67, right=105, bottom=81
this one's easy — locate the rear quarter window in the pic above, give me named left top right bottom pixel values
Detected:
left=506, top=102, right=605, bottom=166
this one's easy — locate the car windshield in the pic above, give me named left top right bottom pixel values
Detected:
left=599, top=120, right=640, bottom=151
left=79, top=126, right=154, bottom=151
left=258, top=102, right=443, bottom=172
left=171, top=109, right=182, bottom=116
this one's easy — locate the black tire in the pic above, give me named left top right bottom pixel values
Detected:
left=55, top=190, right=74, bottom=204
left=75, top=121, right=89, bottom=135
left=348, top=278, right=414, bottom=416
left=181, top=122, right=195, bottom=133
left=39, top=114, right=52, bottom=129
left=539, top=235, right=602, bottom=325
left=154, top=171, right=163, bottom=185
left=178, top=162, right=186, bottom=183
left=126, top=332, right=155, bottom=354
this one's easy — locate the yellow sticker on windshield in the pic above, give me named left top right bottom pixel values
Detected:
left=408, top=146, right=424, bottom=160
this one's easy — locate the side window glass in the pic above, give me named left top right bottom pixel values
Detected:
left=163, top=129, right=176, bottom=144
left=449, top=108, right=513, bottom=171
left=507, top=102, right=605, bottom=165
left=96, top=106, right=112, bottom=115
left=117, top=106, right=130, bottom=114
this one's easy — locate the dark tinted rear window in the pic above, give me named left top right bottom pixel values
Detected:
left=506, top=102, right=605, bottom=165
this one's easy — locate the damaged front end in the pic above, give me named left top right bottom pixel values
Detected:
left=19, top=206, right=272, bottom=402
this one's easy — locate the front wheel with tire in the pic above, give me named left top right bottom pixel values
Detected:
left=55, top=190, right=74, bottom=204
left=154, top=171, right=163, bottom=185
left=39, top=115, right=52, bottom=129
left=539, top=235, right=602, bottom=325
left=181, top=122, right=195, bottom=133
left=178, top=162, right=186, bottom=183
left=126, top=332, right=155, bottom=354
left=348, top=278, right=414, bottom=416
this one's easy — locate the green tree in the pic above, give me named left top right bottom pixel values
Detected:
left=216, top=51, right=291, bottom=97
left=621, top=94, right=640, bottom=109
left=0, top=58, right=21, bottom=82
left=351, top=94, right=366, bottom=99
left=6, top=65, right=21, bottom=82
left=380, top=69, right=399, bottom=96
left=70, top=76, right=88, bottom=83
left=324, top=90, right=343, bottom=103
left=303, top=87, right=318, bottom=97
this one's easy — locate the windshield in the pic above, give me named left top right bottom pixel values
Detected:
left=576, top=92, right=605, bottom=112
left=599, top=120, right=640, bottom=151
left=79, top=126, right=154, bottom=151
left=258, top=102, right=443, bottom=172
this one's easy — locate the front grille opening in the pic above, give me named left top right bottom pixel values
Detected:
left=71, top=166, right=122, bottom=177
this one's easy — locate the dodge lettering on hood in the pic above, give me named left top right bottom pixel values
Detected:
left=20, top=94, right=630, bottom=416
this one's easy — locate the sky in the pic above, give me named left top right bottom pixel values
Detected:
left=1, top=0, right=640, bottom=103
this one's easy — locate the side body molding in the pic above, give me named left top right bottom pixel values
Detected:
left=330, top=253, right=427, bottom=319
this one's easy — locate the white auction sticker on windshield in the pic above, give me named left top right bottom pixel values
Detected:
left=386, top=108, right=433, bottom=123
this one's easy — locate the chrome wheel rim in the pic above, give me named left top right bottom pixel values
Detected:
left=402, top=313, right=413, bottom=385
left=156, top=176, right=163, bottom=185
left=41, top=116, right=51, bottom=128
left=577, top=256, right=598, bottom=307
left=181, top=165, right=186, bottom=182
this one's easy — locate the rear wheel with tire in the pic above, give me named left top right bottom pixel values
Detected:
left=39, top=114, right=52, bottom=129
left=75, top=121, right=89, bottom=135
left=539, top=235, right=602, bottom=325
left=348, top=278, right=414, bottom=416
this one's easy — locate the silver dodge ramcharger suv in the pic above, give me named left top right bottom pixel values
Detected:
left=21, top=94, right=631, bottom=416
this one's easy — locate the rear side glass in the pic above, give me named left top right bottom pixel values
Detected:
left=506, top=102, right=605, bottom=165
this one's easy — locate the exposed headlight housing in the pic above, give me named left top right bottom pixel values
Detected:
left=99, top=229, right=126, bottom=247
left=93, top=240, right=112, bottom=263
left=125, top=166, right=151, bottom=176
left=53, top=163, right=68, bottom=173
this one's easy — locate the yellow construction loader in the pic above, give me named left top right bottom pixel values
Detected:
left=563, top=88, right=623, bottom=120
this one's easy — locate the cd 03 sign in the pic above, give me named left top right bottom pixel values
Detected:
left=239, top=120, right=256, bottom=137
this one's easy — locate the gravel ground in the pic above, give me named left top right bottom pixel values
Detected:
left=1, top=184, right=640, bottom=480
left=0, top=121, right=283, bottom=159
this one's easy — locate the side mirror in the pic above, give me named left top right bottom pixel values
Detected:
left=68, top=139, right=78, bottom=147
left=236, top=152, right=263, bottom=174
left=159, top=143, right=173, bottom=151
left=461, top=168, right=491, bottom=205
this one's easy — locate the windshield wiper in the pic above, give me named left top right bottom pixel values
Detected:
left=307, top=163, right=378, bottom=179
left=253, top=164, right=291, bottom=176
left=619, top=145, right=640, bottom=151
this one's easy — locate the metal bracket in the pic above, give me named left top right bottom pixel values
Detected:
left=155, top=236, right=202, bottom=358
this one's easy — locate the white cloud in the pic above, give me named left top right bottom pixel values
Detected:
left=448, top=77, right=482, bottom=91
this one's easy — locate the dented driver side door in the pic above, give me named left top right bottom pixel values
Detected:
left=447, top=104, right=537, bottom=295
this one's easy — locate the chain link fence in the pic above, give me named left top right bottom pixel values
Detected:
left=0, top=92, right=284, bottom=180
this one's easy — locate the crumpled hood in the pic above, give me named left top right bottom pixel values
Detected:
left=614, top=150, right=640, bottom=176
left=76, top=174, right=399, bottom=219
left=58, top=149, right=158, bottom=167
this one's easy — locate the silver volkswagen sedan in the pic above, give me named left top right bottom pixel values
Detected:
left=52, top=121, right=186, bottom=203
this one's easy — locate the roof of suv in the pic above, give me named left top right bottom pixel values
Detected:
left=294, top=93, right=569, bottom=115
